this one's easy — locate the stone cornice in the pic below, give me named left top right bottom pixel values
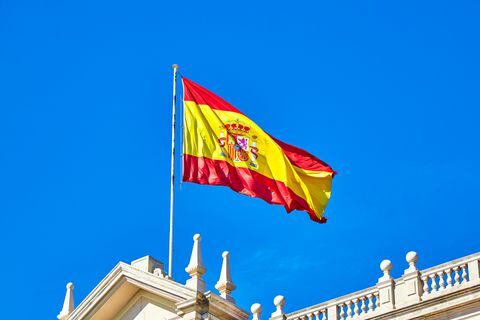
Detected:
left=67, top=262, right=196, bottom=320
left=205, top=291, right=249, bottom=320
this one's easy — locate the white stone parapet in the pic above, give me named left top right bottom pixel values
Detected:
left=281, top=251, right=480, bottom=320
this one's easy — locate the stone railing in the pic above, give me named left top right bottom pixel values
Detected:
left=420, top=255, right=471, bottom=296
left=250, top=251, right=480, bottom=320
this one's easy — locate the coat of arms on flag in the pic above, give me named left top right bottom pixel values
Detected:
left=218, top=122, right=259, bottom=168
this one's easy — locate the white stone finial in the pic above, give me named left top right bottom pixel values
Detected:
left=215, top=251, right=236, bottom=303
left=271, top=295, right=286, bottom=317
left=185, top=233, right=206, bottom=292
left=379, top=259, right=393, bottom=281
left=57, top=282, right=74, bottom=320
left=404, top=251, right=419, bottom=274
left=251, top=303, right=262, bottom=320
left=406, top=251, right=418, bottom=266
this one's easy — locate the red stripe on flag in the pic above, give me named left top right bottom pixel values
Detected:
left=183, top=77, right=242, bottom=113
left=183, top=154, right=327, bottom=223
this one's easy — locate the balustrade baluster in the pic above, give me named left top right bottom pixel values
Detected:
left=347, top=301, right=353, bottom=318
left=438, top=271, right=445, bottom=290
left=353, top=299, right=359, bottom=316
left=367, top=294, right=374, bottom=312
left=454, top=266, right=461, bottom=286
left=446, top=268, right=453, bottom=288
left=360, top=297, right=367, bottom=315
left=307, top=313, right=314, bottom=320
left=375, top=292, right=380, bottom=309
left=339, top=304, right=345, bottom=320
left=461, top=264, right=468, bottom=283
left=322, top=309, right=327, bottom=320
left=313, top=311, right=320, bottom=320
left=430, top=274, right=438, bottom=292
left=422, top=275, right=429, bottom=294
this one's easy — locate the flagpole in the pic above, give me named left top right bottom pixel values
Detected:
left=168, top=64, right=178, bottom=278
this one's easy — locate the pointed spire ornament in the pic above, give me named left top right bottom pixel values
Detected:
left=215, top=251, right=236, bottom=303
left=57, top=282, right=74, bottom=320
left=185, top=233, right=206, bottom=292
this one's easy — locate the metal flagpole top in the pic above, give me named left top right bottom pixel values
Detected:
left=172, top=64, right=179, bottom=70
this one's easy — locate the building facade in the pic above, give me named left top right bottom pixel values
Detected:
left=57, top=234, right=480, bottom=320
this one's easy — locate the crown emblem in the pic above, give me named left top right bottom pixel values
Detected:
left=224, top=123, right=250, bottom=134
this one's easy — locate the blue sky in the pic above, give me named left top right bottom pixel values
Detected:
left=1, top=0, right=479, bottom=319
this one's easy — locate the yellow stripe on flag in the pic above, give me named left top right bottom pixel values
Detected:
left=184, top=100, right=333, bottom=217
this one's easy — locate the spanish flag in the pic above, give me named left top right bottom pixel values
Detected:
left=182, top=77, right=335, bottom=223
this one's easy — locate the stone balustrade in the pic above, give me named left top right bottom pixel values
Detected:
left=255, top=251, right=480, bottom=320
left=420, top=256, right=472, bottom=296
left=282, top=285, right=382, bottom=320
